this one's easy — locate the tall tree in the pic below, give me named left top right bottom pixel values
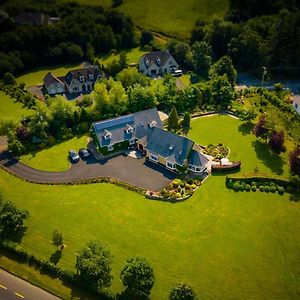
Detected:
left=191, top=41, right=212, bottom=78
left=52, top=229, right=64, bottom=248
left=0, top=195, right=29, bottom=239
left=120, top=257, right=155, bottom=297
left=169, top=283, right=198, bottom=300
left=210, top=74, right=233, bottom=107
left=209, top=55, right=237, bottom=87
left=168, top=106, right=179, bottom=131
left=182, top=112, right=191, bottom=129
left=76, top=240, right=113, bottom=292
left=268, top=130, right=285, bottom=154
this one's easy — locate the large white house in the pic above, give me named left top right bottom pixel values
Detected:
left=292, top=95, right=300, bottom=115
left=138, top=51, right=179, bottom=77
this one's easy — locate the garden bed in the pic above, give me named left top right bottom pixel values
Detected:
left=203, top=143, right=229, bottom=159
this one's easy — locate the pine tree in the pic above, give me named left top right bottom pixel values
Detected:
left=168, top=106, right=179, bottom=131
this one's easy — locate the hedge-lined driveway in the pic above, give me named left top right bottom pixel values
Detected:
left=0, top=152, right=175, bottom=191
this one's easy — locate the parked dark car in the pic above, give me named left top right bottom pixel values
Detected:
left=79, top=148, right=90, bottom=160
left=69, top=150, right=80, bottom=163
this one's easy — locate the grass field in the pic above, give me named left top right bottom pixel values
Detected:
left=57, top=0, right=112, bottom=7
left=0, top=92, right=34, bottom=122
left=118, top=0, right=229, bottom=38
left=16, top=63, right=84, bottom=87
left=1, top=115, right=300, bottom=299
left=20, top=135, right=89, bottom=172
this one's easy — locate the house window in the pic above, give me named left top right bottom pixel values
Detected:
left=89, top=74, right=93, bottom=80
left=73, top=87, right=78, bottom=92
left=79, top=76, right=84, bottom=82
left=108, top=145, right=114, bottom=151
left=166, top=161, right=176, bottom=170
left=149, top=153, right=158, bottom=162
left=129, top=138, right=136, bottom=145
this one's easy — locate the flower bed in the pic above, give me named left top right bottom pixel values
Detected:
left=146, top=178, right=202, bottom=202
left=203, top=143, right=229, bottom=159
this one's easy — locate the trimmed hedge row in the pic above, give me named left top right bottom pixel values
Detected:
left=226, top=174, right=298, bottom=194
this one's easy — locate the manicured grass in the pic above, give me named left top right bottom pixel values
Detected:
left=16, top=63, right=84, bottom=87
left=57, top=0, right=112, bottom=7
left=20, top=135, right=89, bottom=172
left=188, top=115, right=290, bottom=177
left=0, top=92, right=34, bottom=122
left=100, top=47, right=147, bottom=67
left=0, top=169, right=299, bottom=299
left=118, top=0, right=229, bottom=38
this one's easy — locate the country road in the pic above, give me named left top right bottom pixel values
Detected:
left=0, top=269, right=59, bottom=300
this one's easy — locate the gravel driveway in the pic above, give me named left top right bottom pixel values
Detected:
left=0, top=152, right=175, bottom=191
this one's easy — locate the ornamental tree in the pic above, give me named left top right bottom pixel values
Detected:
left=268, top=130, right=285, bottom=154
left=120, top=257, right=155, bottom=297
left=169, top=283, right=198, bottom=300
left=289, top=147, right=300, bottom=175
left=168, top=106, right=179, bottom=131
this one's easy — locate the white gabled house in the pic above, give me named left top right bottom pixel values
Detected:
left=292, top=96, right=300, bottom=115
left=138, top=51, right=179, bottom=77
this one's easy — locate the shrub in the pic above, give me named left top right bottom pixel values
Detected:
left=251, top=185, right=257, bottom=192
left=191, top=184, right=196, bottom=189
left=180, top=182, right=185, bottom=188
left=175, top=193, right=182, bottom=198
left=171, top=193, right=177, bottom=200
left=278, top=186, right=285, bottom=195
left=286, top=186, right=296, bottom=194
left=270, top=186, right=276, bottom=193
left=185, top=183, right=191, bottom=190
left=251, top=181, right=257, bottom=186
left=187, top=178, right=193, bottom=185
left=264, top=186, right=270, bottom=193
left=245, top=184, right=251, bottom=191
left=259, top=186, right=265, bottom=192
left=173, top=182, right=179, bottom=188
left=233, top=182, right=240, bottom=191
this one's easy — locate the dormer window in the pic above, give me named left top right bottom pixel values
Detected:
left=124, top=124, right=133, bottom=134
left=156, top=57, right=161, bottom=66
left=103, top=129, right=112, bottom=140
left=145, top=58, right=149, bottom=66
left=79, top=76, right=84, bottom=82
left=89, top=74, right=93, bottom=80
left=169, top=145, right=174, bottom=151
left=149, top=120, right=157, bottom=128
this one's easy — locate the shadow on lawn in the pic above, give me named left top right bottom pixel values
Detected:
left=252, top=140, right=284, bottom=175
left=238, top=122, right=254, bottom=135
left=49, top=249, right=62, bottom=265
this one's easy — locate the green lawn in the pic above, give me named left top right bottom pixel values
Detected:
left=20, top=135, right=89, bottom=172
left=57, top=0, right=112, bottom=7
left=16, top=63, right=84, bottom=87
left=1, top=115, right=300, bottom=299
left=100, top=47, right=147, bottom=67
left=118, top=0, right=229, bottom=38
left=0, top=92, right=34, bottom=122
left=188, top=115, right=290, bottom=177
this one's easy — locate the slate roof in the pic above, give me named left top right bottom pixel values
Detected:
left=92, top=108, right=162, bottom=147
left=293, top=95, right=300, bottom=105
left=43, top=72, right=65, bottom=87
left=145, top=127, right=193, bottom=166
left=15, top=12, right=45, bottom=25
left=140, top=51, right=177, bottom=68
left=65, top=67, right=99, bottom=85
left=189, top=149, right=209, bottom=167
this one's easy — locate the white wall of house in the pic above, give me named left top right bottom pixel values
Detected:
left=67, top=79, right=82, bottom=93
left=46, top=82, right=65, bottom=95
left=293, top=100, right=300, bottom=115
left=163, top=56, right=179, bottom=73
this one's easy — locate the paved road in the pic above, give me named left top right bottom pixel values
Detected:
left=0, top=151, right=175, bottom=191
left=0, top=269, right=59, bottom=300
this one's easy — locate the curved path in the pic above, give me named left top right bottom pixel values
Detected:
left=0, top=151, right=175, bottom=191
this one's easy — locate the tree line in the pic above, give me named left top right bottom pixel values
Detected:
left=0, top=0, right=135, bottom=77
